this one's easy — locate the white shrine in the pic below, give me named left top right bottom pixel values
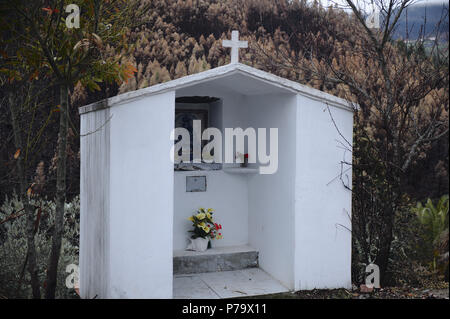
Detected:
left=79, top=31, right=354, bottom=298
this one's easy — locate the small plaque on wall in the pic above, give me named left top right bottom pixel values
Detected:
left=186, top=176, right=207, bottom=192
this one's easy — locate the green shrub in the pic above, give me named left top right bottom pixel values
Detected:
left=412, top=195, right=449, bottom=273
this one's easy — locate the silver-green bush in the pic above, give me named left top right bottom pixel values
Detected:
left=0, top=195, right=79, bottom=299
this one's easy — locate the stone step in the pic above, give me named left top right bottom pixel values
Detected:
left=173, top=245, right=259, bottom=275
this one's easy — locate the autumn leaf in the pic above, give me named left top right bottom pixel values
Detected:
left=121, top=62, right=138, bottom=83
left=14, top=149, right=20, bottom=159
left=128, top=64, right=138, bottom=73
left=42, top=7, right=59, bottom=15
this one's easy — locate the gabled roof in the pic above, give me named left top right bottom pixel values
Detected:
left=79, top=63, right=353, bottom=115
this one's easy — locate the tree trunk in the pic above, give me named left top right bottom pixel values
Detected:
left=24, top=201, right=41, bottom=298
left=377, top=208, right=394, bottom=286
left=8, top=92, right=41, bottom=299
left=45, top=84, right=69, bottom=299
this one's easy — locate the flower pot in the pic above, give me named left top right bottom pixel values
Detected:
left=240, top=157, right=248, bottom=168
left=186, top=237, right=209, bottom=252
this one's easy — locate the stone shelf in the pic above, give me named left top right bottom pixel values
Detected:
left=174, top=245, right=257, bottom=257
left=173, top=245, right=259, bottom=275
left=223, top=167, right=259, bottom=174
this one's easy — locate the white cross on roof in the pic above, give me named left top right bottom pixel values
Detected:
left=222, top=30, right=248, bottom=64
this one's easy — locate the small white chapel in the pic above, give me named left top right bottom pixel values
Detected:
left=79, top=31, right=354, bottom=299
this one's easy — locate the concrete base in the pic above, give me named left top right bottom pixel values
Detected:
left=173, top=245, right=258, bottom=275
left=173, top=268, right=290, bottom=299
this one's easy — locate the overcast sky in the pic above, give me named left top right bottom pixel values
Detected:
left=318, top=0, right=448, bottom=10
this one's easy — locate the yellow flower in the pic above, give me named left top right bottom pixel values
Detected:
left=196, top=212, right=206, bottom=220
left=207, top=208, right=214, bottom=213
left=206, top=212, right=212, bottom=219
left=188, top=216, right=194, bottom=222
left=197, top=222, right=206, bottom=228
left=203, top=226, right=210, bottom=233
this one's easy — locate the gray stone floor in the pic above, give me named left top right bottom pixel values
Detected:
left=173, top=268, right=289, bottom=299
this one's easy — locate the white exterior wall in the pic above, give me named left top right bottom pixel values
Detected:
left=246, top=94, right=298, bottom=289
left=294, top=95, right=353, bottom=290
left=81, top=91, right=175, bottom=299
left=80, top=108, right=111, bottom=299
left=108, top=91, right=175, bottom=298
